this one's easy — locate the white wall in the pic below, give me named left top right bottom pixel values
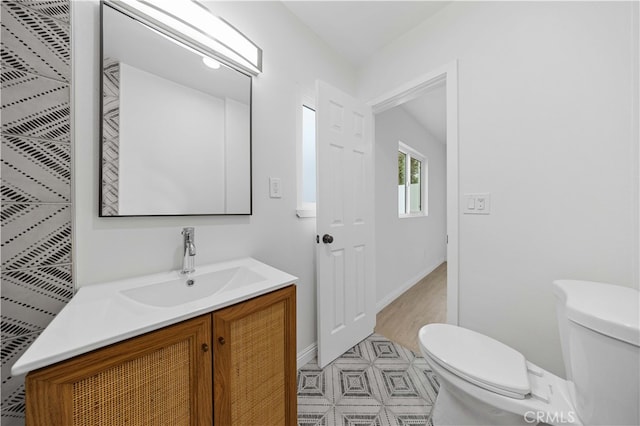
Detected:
left=118, top=63, right=225, bottom=215
left=359, top=1, right=639, bottom=377
left=72, top=1, right=356, bottom=357
left=375, top=107, right=446, bottom=310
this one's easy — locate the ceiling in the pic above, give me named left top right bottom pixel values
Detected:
left=282, top=1, right=451, bottom=67
left=282, top=1, right=449, bottom=143
left=401, top=83, right=446, bottom=144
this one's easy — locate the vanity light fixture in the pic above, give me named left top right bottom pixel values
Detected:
left=106, top=0, right=262, bottom=75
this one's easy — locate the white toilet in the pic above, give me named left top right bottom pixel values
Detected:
left=418, top=280, right=640, bottom=426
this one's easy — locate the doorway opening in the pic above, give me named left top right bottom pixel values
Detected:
left=376, top=263, right=447, bottom=353
left=368, top=62, right=459, bottom=351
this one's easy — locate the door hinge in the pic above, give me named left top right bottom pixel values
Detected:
left=316, top=235, right=319, bottom=244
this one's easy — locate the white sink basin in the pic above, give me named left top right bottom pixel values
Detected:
left=11, top=257, right=297, bottom=376
left=121, top=266, right=266, bottom=307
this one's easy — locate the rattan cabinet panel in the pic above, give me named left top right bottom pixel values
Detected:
left=23, top=285, right=297, bottom=426
left=25, top=314, right=212, bottom=426
left=213, top=285, right=297, bottom=426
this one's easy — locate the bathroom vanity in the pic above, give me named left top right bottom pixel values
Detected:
left=12, top=258, right=297, bottom=425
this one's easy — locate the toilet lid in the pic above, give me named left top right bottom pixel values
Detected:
left=419, top=324, right=530, bottom=398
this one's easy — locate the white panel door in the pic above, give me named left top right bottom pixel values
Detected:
left=316, top=81, right=375, bottom=368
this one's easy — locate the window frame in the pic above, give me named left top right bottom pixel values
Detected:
left=398, top=141, right=427, bottom=218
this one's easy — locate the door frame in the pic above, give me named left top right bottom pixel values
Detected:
left=367, top=60, right=459, bottom=325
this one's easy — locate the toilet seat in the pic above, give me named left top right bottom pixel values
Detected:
left=419, top=324, right=530, bottom=399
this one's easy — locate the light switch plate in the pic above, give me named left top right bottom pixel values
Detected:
left=269, top=177, right=282, bottom=198
left=463, top=193, right=491, bottom=214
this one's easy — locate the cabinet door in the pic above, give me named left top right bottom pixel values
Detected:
left=26, top=315, right=212, bottom=426
left=213, top=285, right=297, bottom=425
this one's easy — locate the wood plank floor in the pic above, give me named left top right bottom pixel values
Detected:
left=374, top=262, right=447, bottom=353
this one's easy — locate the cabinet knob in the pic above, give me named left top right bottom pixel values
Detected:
left=201, top=343, right=209, bottom=352
left=218, top=337, right=226, bottom=345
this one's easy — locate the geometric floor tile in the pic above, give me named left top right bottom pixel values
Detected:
left=299, top=368, right=327, bottom=398
left=298, top=333, right=439, bottom=426
left=380, top=369, right=420, bottom=398
left=335, top=405, right=385, bottom=426
left=339, top=367, right=375, bottom=398
left=297, top=412, right=330, bottom=426
left=370, top=338, right=403, bottom=360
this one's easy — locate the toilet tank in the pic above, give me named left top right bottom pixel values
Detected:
left=553, top=280, right=639, bottom=426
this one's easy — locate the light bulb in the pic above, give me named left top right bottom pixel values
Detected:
left=202, top=56, right=221, bottom=69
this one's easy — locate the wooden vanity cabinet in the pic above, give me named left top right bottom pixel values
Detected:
left=213, top=285, right=297, bottom=425
left=25, top=314, right=212, bottom=426
left=24, top=285, right=296, bottom=426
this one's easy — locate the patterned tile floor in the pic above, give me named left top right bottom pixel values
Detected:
left=297, top=334, right=440, bottom=426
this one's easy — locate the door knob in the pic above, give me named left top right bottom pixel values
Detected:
left=322, top=234, right=334, bottom=244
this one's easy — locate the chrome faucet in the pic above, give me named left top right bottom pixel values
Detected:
left=181, top=227, right=196, bottom=274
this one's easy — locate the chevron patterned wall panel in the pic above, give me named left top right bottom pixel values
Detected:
left=101, top=59, right=120, bottom=216
left=1, top=1, right=72, bottom=424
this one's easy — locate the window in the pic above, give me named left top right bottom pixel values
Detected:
left=297, top=102, right=316, bottom=217
left=302, top=106, right=316, bottom=204
left=398, top=142, right=426, bottom=217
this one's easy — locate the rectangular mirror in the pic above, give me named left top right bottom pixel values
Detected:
left=100, top=2, right=252, bottom=216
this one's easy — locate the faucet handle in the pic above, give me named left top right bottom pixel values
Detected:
left=182, top=227, right=196, bottom=256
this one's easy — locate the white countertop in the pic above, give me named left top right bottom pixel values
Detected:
left=11, top=257, right=297, bottom=376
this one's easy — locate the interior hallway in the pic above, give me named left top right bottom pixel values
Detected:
left=375, top=262, right=447, bottom=353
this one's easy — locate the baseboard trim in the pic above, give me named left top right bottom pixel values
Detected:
left=297, top=342, right=317, bottom=370
left=376, top=257, right=445, bottom=313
